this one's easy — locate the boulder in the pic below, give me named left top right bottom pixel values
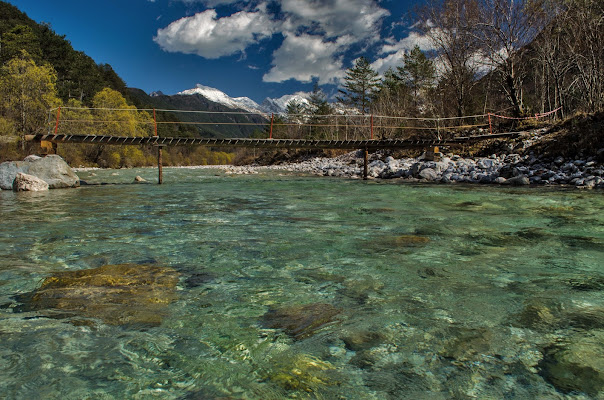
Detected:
left=12, top=172, right=49, bottom=192
left=0, top=155, right=79, bottom=190
left=134, top=175, right=147, bottom=183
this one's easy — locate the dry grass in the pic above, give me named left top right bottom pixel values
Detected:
left=527, top=112, right=604, bottom=161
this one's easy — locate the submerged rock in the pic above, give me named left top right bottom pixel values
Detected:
left=395, top=235, right=431, bottom=247
left=338, top=276, right=385, bottom=304
left=341, top=330, right=386, bottom=352
left=266, top=353, right=337, bottom=392
left=12, top=172, right=49, bottom=192
left=261, top=303, right=341, bottom=340
left=539, top=331, right=604, bottom=396
left=16, top=263, right=179, bottom=327
left=0, top=155, right=79, bottom=190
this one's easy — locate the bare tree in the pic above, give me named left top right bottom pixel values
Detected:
left=562, top=0, right=604, bottom=113
left=417, top=0, right=481, bottom=119
left=472, top=0, right=549, bottom=117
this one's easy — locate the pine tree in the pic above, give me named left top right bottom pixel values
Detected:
left=337, top=57, right=380, bottom=114
left=397, top=45, right=436, bottom=105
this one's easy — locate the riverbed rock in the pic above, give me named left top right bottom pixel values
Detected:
left=134, top=175, right=147, bottom=183
left=0, top=155, right=79, bottom=190
left=261, top=303, right=341, bottom=340
left=506, top=175, right=530, bottom=186
left=341, top=330, right=386, bottom=351
left=419, top=168, right=439, bottom=181
left=12, top=172, right=49, bottom=192
left=16, top=263, right=180, bottom=327
left=266, top=353, right=337, bottom=392
left=539, top=330, right=604, bottom=396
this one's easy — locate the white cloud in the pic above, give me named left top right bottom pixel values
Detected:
left=263, top=0, right=389, bottom=84
left=280, top=0, right=389, bottom=41
left=371, top=31, right=437, bottom=75
left=154, top=6, right=276, bottom=59
left=263, top=33, right=346, bottom=84
left=379, top=31, right=436, bottom=55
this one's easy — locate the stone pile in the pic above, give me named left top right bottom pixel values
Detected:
left=227, top=150, right=603, bottom=189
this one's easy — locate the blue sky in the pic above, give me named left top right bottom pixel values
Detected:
left=9, top=0, right=433, bottom=103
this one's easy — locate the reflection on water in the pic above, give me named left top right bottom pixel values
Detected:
left=1, top=167, right=603, bottom=399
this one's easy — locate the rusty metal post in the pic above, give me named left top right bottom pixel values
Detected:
left=54, top=107, right=61, bottom=134
left=370, top=114, right=374, bottom=140
left=488, top=113, right=492, bottom=135
left=157, top=146, right=163, bottom=184
left=363, top=148, right=368, bottom=180
left=269, top=113, right=274, bottom=139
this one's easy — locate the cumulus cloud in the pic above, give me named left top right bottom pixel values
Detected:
left=156, top=0, right=429, bottom=85
left=263, top=34, right=347, bottom=84
left=371, top=31, right=437, bottom=75
left=262, top=0, right=389, bottom=83
left=280, top=0, right=389, bottom=41
left=154, top=6, right=276, bottom=59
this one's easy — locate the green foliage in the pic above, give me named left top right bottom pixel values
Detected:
left=0, top=24, right=41, bottom=63
left=338, top=57, right=380, bottom=113
left=92, top=88, right=153, bottom=137
left=397, top=45, right=436, bottom=101
left=0, top=51, right=61, bottom=142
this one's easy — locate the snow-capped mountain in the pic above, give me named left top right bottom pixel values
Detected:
left=260, top=92, right=310, bottom=115
left=177, top=84, right=264, bottom=114
left=177, top=84, right=311, bottom=115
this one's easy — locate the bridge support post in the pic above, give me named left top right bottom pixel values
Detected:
left=363, top=148, right=368, bottom=180
left=157, top=145, right=164, bottom=184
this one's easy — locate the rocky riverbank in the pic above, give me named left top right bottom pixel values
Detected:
left=221, top=149, right=604, bottom=189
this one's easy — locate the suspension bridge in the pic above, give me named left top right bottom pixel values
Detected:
left=24, top=106, right=561, bottom=182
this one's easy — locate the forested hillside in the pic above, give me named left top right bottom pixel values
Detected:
left=0, top=1, right=234, bottom=167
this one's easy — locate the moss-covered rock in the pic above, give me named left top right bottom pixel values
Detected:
left=261, top=303, right=341, bottom=340
left=17, top=263, right=179, bottom=327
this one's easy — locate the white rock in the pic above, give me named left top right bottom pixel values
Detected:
left=12, top=172, right=49, bottom=192
left=419, top=168, right=439, bottom=181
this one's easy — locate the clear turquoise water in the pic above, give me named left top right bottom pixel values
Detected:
left=0, top=167, right=603, bottom=399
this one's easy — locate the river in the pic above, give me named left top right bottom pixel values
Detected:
left=1, top=167, right=603, bottom=399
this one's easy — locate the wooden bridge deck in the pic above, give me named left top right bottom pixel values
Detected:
left=25, top=132, right=519, bottom=150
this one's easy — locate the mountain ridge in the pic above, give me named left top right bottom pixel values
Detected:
left=175, top=84, right=310, bottom=115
